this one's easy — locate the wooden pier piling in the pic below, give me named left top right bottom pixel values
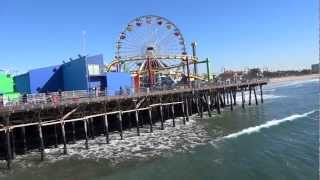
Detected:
left=11, top=130, right=16, bottom=160
left=148, top=96, right=153, bottom=133
left=118, top=111, right=123, bottom=140
left=159, top=97, right=164, bottom=130
left=83, top=119, right=89, bottom=149
left=233, top=89, right=236, bottom=105
left=181, top=95, right=186, bottom=124
left=216, top=92, right=221, bottom=114
left=230, top=91, right=233, bottom=111
left=184, top=94, right=190, bottom=122
left=38, top=122, right=45, bottom=161
left=171, top=95, right=176, bottom=127
left=61, top=122, right=67, bottom=154
left=241, top=88, right=245, bottom=109
left=205, top=94, right=212, bottom=117
left=253, top=87, right=258, bottom=105
left=90, top=118, right=95, bottom=140
left=53, top=124, right=58, bottom=148
left=249, top=86, right=252, bottom=106
left=21, top=126, right=27, bottom=154
left=133, top=99, right=140, bottom=136
left=72, top=122, right=76, bottom=144
left=260, top=85, right=264, bottom=103
left=5, top=116, right=12, bottom=169
left=104, top=115, right=109, bottom=144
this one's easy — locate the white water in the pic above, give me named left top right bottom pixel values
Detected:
left=223, top=110, right=316, bottom=139
left=0, top=116, right=210, bottom=173
left=268, top=78, right=319, bottom=89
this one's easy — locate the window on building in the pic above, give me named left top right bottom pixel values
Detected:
left=88, top=64, right=100, bottom=75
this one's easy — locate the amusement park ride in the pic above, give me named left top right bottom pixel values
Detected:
left=106, top=15, right=210, bottom=89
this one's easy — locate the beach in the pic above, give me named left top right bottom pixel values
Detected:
left=268, top=74, right=319, bottom=85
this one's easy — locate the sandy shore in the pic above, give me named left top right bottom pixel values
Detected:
left=268, top=74, right=319, bottom=85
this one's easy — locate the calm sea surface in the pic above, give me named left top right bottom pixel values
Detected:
left=1, top=79, right=319, bottom=180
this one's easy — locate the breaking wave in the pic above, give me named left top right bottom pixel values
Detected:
left=222, top=110, right=317, bottom=139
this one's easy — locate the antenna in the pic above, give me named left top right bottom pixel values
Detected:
left=81, top=30, right=86, bottom=55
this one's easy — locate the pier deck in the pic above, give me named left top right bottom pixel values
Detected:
left=0, top=80, right=267, bottom=169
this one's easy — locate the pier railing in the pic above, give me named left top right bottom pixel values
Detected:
left=0, top=79, right=268, bottom=112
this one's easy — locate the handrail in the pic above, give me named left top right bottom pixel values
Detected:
left=0, top=79, right=268, bottom=112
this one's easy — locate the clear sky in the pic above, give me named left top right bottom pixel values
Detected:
left=0, top=0, right=318, bottom=74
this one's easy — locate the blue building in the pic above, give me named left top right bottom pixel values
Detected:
left=14, top=65, right=63, bottom=94
left=14, top=54, right=133, bottom=95
left=63, top=54, right=106, bottom=91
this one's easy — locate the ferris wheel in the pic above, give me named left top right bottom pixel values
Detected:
left=110, top=15, right=194, bottom=72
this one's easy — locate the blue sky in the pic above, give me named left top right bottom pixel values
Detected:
left=0, top=0, right=318, bottom=74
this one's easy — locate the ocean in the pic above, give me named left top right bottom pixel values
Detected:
left=1, top=79, right=319, bottom=180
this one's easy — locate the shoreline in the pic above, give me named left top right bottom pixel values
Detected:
left=268, top=74, right=319, bottom=85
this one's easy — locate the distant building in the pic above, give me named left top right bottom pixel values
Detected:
left=13, top=54, right=132, bottom=94
left=311, top=63, right=320, bottom=74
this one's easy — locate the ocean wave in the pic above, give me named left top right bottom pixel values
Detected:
left=222, top=110, right=317, bottom=139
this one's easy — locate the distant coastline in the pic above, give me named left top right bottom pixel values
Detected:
left=268, top=74, right=319, bottom=85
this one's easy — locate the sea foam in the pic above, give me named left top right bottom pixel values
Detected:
left=222, top=110, right=317, bottom=139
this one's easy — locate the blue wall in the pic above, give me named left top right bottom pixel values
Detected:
left=14, top=73, right=30, bottom=94
left=106, top=72, right=132, bottom=95
left=62, top=57, right=88, bottom=91
left=28, top=65, right=62, bottom=93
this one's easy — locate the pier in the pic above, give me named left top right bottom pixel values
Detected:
left=0, top=80, right=267, bottom=169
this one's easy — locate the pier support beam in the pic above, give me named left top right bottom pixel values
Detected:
left=233, top=89, right=237, bottom=105
left=90, top=118, right=95, bottom=140
left=219, top=93, right=224, bottom=108
left=223, top=88, right=226, bottom=106
left=117, top=100, right=124, bottom=139
left=21, top=126, right=27, bottom=154
left=194, top=90, right=200, bottom=115
left=253, top=86, right=258, bottom=105
left=260, top=85, right=264, bottom=103
left=5, top=116, right=12, bottom=169
left=205, top=93, right=212, bottom=117
left=148, top=96, right=153, bottom=133
left=241, top=88, right=245, bottom=109
left=83, top=119, right=89, bottom=149
left=38, top=123, right=45, bottom=161
left=171, top=95, right=176, bottom=127
left=216, top=92, right=221, bottom=114
left=61, top=122, right=67, bottom=155
left=103, top=102, right=109, bottom=144
left=181, top=95, right=186, bottom=124
left=159, top=97, right=164, bottom=130
left=36, top=112, right=45, bottom=161
left=133, top=99, right=140, bottom=136
left=249, top=86, right=252, bottom=106
left=229, top=90, right=233, bottom=111
left=11, top=129, right=16, bottom=160
left=198, top=93, right=203, bottom=119
left=53, top=124, right=58, bottom=148
left=118, top=111, right=123, bottom=140
left=184, top=94, right=190, bottom=122
left=104, top=115, right=109, bottom=144
left=72, top=122, right=76, bottom=144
